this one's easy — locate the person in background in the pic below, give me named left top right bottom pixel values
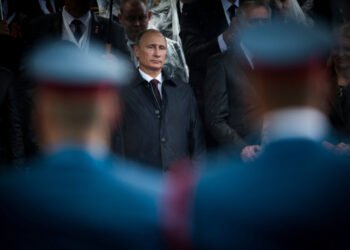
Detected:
left=0, top=41, right=164, bottom=250
left=180, top=0, right=241, bottom=118
left=204, top=0, right=270, bottom=153
left=24, top=0, right=128, bottom=55
left=113, top=29, right=204, bottom=170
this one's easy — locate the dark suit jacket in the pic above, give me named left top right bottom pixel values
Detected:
left=113, top=72, right=205, bottom=170
left=192, top=139, right=350, bottom=249
left=0, top=148, right=164, bottom=249
left=24, top=11, right=129, bottom=56
left=204, top=49, right=259, bottom=150
left=18, top=0, right=64, bottom=20
left=0, top=67, right=25, bottom=167
left=180, top=0, right=229, bottom=110
left=328, top=83, right=350, bottom=143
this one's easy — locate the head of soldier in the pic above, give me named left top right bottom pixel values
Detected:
left=134, top=29, right=167, bottom=77
left=237, top=0, right=271, bottom=29
left=118, top=0, right=152, bottom=42
left=240, top=21, right=331, bottom=116
left=28, top=42, right=132, bottom=151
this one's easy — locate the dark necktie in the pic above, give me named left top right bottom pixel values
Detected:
left=150, top=79, right=162, bottom=105
left=71, top=19, right=83, bottom=42
left=228, top=4, right=237, bottom=20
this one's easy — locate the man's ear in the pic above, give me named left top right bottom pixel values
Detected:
left=147, top=11, right=153, bottom=20
left=133, top=45, right=139, bottom=59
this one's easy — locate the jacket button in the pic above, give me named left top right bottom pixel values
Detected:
left=161, top=137, right=166, bottom=143
left=155, top=110, right=160, bottom=115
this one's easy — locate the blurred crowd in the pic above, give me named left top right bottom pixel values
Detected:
left=1, top=0, right=350, bottom=249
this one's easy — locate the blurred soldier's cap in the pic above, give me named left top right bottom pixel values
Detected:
left=239, top=20, right=333, bottom=75
left=26, top=41, right=133, bottom=89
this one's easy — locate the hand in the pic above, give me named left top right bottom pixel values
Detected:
left=223, top=17, right=238, bottom=46
left=241, top=145, right=261, bottom=163
left=323, top=141, right=350, bottom=155
left=0, top=21, right=10, bottom=36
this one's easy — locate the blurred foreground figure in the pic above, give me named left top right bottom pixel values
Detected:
left=0, top=42, right=164, bottom=250
left=183, top=21, right=350, bottom=249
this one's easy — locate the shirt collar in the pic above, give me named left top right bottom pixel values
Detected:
left=138, top=68, right=163, bottom=84
left=262, top=107, right=329, bottom=145
left=62, top=7, right=91, bottom=27
left=221, top=0, right=239, bottom=11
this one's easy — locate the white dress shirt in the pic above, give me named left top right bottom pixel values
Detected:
left=218, top=0, right=240, bottom=52
left=261, top=108, right=329, bottom=146
left=62, top=7, right=91, bottom=50
left=139, top=69, right=163, bottom=98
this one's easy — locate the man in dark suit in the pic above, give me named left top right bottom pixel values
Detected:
left=0, top=42, right=164, bottom=249
left=24, top=0, right=128, bottom=55
left=166, top=21, right=350, bottom=249
left=180, top=0, right=239, bottom=114
left=113, top=29, right=205, bottom=170
left=204, top=1, right=271, bottom=152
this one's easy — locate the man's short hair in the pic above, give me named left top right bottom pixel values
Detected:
left=120, top=0, right=148, bottom=12
left=237, top=0, right=272, bottom=22
left=134, top=28, right=167, bottom=46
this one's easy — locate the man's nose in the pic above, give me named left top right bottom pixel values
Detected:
left=153, top=47, right=161, bottom=56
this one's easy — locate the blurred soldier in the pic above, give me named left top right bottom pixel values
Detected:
left=0, top=42, right=164, bottom=250
left=114, top=29, right=204, bottom=170
left=118, top=0, right=189, bottom=82
left=24, top=0, right=128, bottom=55
left=166, top=21, right=350, bottom=249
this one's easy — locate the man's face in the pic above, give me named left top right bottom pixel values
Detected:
left=64, top=0, right=91, bottom=11
left=333, top=37, right=350, bottom=74
left=244, top=6, right=270, bottom=27
left=134, top=32, right=167, bottom=74
left=119, top=2, right=152, bottom=41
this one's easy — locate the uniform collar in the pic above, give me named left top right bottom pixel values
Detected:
left=262, top=107, right=329, bottom=145
left=135, top=70, right=177, bottom=86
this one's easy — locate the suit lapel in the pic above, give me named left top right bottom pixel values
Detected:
left=90, top=12, right=105, bottom=46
